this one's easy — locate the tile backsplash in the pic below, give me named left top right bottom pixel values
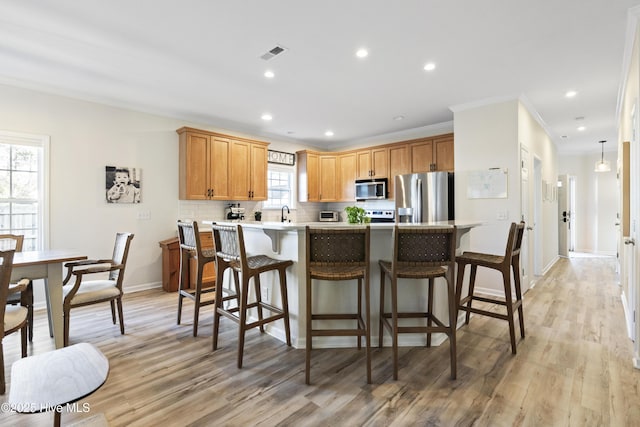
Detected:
left=178, top=200, right=325, bottom=223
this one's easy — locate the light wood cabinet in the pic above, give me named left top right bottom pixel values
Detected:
left=356, top=147, right=388, bottom=179
left=297, top=151, right=338, bottom=201
left=297, top=133, right=453, bottom=203
left=338, top=152, right=357, bottom=200
left=177, top=127, right=268, bottom=201
left=387, top=144, right=411, bottom=198
left=229, top=139, right=268, bottom=200
left=434, top=135, right=454, bottom=172
left=178, top=130, right=230, bottom=200
left=410, top=134, right=454, bottom=173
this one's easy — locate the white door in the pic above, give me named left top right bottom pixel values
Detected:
left=558, top=174, right=576, bottom=256
left=628, top=103, right=638, bottom=352
left=533, top=156, right=543, bottom=275
left=520, top=145, right=531, bottom=291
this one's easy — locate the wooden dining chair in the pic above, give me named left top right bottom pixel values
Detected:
left=0, top=235, right=36, bottom=342
left=0, top=249, right=29, bottom=394
left=62, top=232, right=134, bottom=346
left=455, top=222, right=526, bottom=354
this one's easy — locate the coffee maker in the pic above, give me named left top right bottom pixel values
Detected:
left=226, top=203, right=245, bottom=220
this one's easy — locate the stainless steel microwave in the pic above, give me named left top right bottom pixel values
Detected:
left=355, top=178, right=387, bottom=201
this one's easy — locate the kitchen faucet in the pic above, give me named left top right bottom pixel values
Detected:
left=281, top=205, right=290, bottom=222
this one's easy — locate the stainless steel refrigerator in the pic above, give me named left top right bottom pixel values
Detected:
left=395, top=171, right=454, bottom=223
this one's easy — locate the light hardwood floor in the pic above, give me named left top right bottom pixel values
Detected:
left=1, top=256, right=639, bottom=426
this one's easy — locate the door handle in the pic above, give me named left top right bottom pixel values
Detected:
left=624, top=238, right=636, bottom=246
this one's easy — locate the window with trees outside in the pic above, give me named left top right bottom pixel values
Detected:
left=0, top=131, right=49, bottom=251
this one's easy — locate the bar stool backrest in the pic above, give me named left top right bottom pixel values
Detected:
left=211, top=223, right=244, bottom=267
left=307, top=227, right=370, bottom=268
left=177, top=220, right=203, bottom=254
left=502, top=222, right=526, bottom=267
left=393, top=227, right=456, bottom=269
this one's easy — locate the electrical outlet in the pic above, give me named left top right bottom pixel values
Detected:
left=137, top=210, right=151, bottom=220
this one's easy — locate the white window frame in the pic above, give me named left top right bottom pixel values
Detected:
left=0, top=130, right=50, bottom=250
left=263, top=164, right=296, bottom=210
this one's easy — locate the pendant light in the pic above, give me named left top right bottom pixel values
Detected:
left=594, top=140, right=611, bottom=172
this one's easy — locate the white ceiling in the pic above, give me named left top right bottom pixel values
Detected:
left=1, top=0, right=638, bottom=154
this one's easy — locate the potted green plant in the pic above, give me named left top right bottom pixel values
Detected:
left=344, top=206, right=370, bottom=224
left=254, top=211, right=262, bottom=221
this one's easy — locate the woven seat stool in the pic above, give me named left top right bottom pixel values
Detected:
left=211, top=223, right=293, bottom=368
left=379, top=226, right=457, bottom=380
left=177, top=220, right=218, bottom=337
left=455, top=221, right=525, bottom=354
left=305, top=226, right=371, bottom=385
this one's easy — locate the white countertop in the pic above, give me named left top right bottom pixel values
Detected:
left=204, top=220, right=482, bottom=231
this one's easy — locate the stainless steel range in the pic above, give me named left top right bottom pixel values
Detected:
left=365, top=209, right=395, bottom=223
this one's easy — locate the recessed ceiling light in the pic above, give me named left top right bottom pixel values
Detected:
left=287, top=131, right=295, bottom=135
left=356, top=48, right=368, bottom=58
left=423, top=62, right=436, bottom=71
left=393, top=115, right=405, bottom=121
left=577, top=126, right=586, bottom=131
left=565, top=90, right=577, bottom=98
left=261, top=114, right=272, bottom=121
left=264, top=70, right=275, bottom=78
left=325, top=130, right=334, bottom=137
left=561, top=135, right=568, bottom=139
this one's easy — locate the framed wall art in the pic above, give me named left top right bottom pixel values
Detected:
left=105, top=166, right=141, bottom=203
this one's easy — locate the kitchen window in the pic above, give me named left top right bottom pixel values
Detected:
left=0, top=131, right=49, bottom=250
left=263, top=165, right=295, bottom=209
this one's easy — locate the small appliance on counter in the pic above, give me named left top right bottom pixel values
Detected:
left=226, top=203, right=245, bottom=220
left=319, top=210, right=340, bottom=222
left=365, top=209, right=395, bottom=223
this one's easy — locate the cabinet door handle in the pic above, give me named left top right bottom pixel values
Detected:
left=211, top=188, right=214, bottom=197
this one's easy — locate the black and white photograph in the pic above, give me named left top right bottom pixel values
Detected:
left=105, top=166, right=141, bottom=203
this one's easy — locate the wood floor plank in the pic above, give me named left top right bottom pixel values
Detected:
left=1, top=256, right=639, bottom=426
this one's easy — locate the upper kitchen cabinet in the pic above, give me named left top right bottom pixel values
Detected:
left=387, top=144, right=410, bottom=198
left=338, top=152, right=357, bottom=201
left=177, top=127, right=268, bottom=201
left=356, top=147, right=388, bottom=179
left=229, top=139, right=269, bottom=201
left=410, top=133, right=454, bottom=173
left=297, top=151, right=339, bottom=202
left=177, top=128, right=230, bottom=200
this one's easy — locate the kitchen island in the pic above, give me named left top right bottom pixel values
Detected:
left=204, top=220, right=480, bottom=349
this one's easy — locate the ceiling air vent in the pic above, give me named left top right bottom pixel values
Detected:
left=260, top=45, right=288, bottom=61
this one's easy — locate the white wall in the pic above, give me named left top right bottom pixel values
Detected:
left=558, top=151, right=617, bottom=254
left=453, top=98, right=559, bottom=295
left=518, top=102, right=560, bottom=271
left=453, top=99, right=520, bottom=295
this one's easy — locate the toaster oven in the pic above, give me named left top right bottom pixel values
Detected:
left=319, top=211, right=340, bottom=222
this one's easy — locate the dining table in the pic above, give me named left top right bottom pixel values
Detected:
left=11, top=249, right=87, bottom=349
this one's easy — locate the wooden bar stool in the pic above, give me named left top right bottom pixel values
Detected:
left=177, top=220, right=217, bottom=337
left=379, top=226, right=457, bottom=380
left=305, top=226, right=371, bottom=385
left=455, top=221, right=526, bottom=354
left=211, top=224, right=293, bottom=368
